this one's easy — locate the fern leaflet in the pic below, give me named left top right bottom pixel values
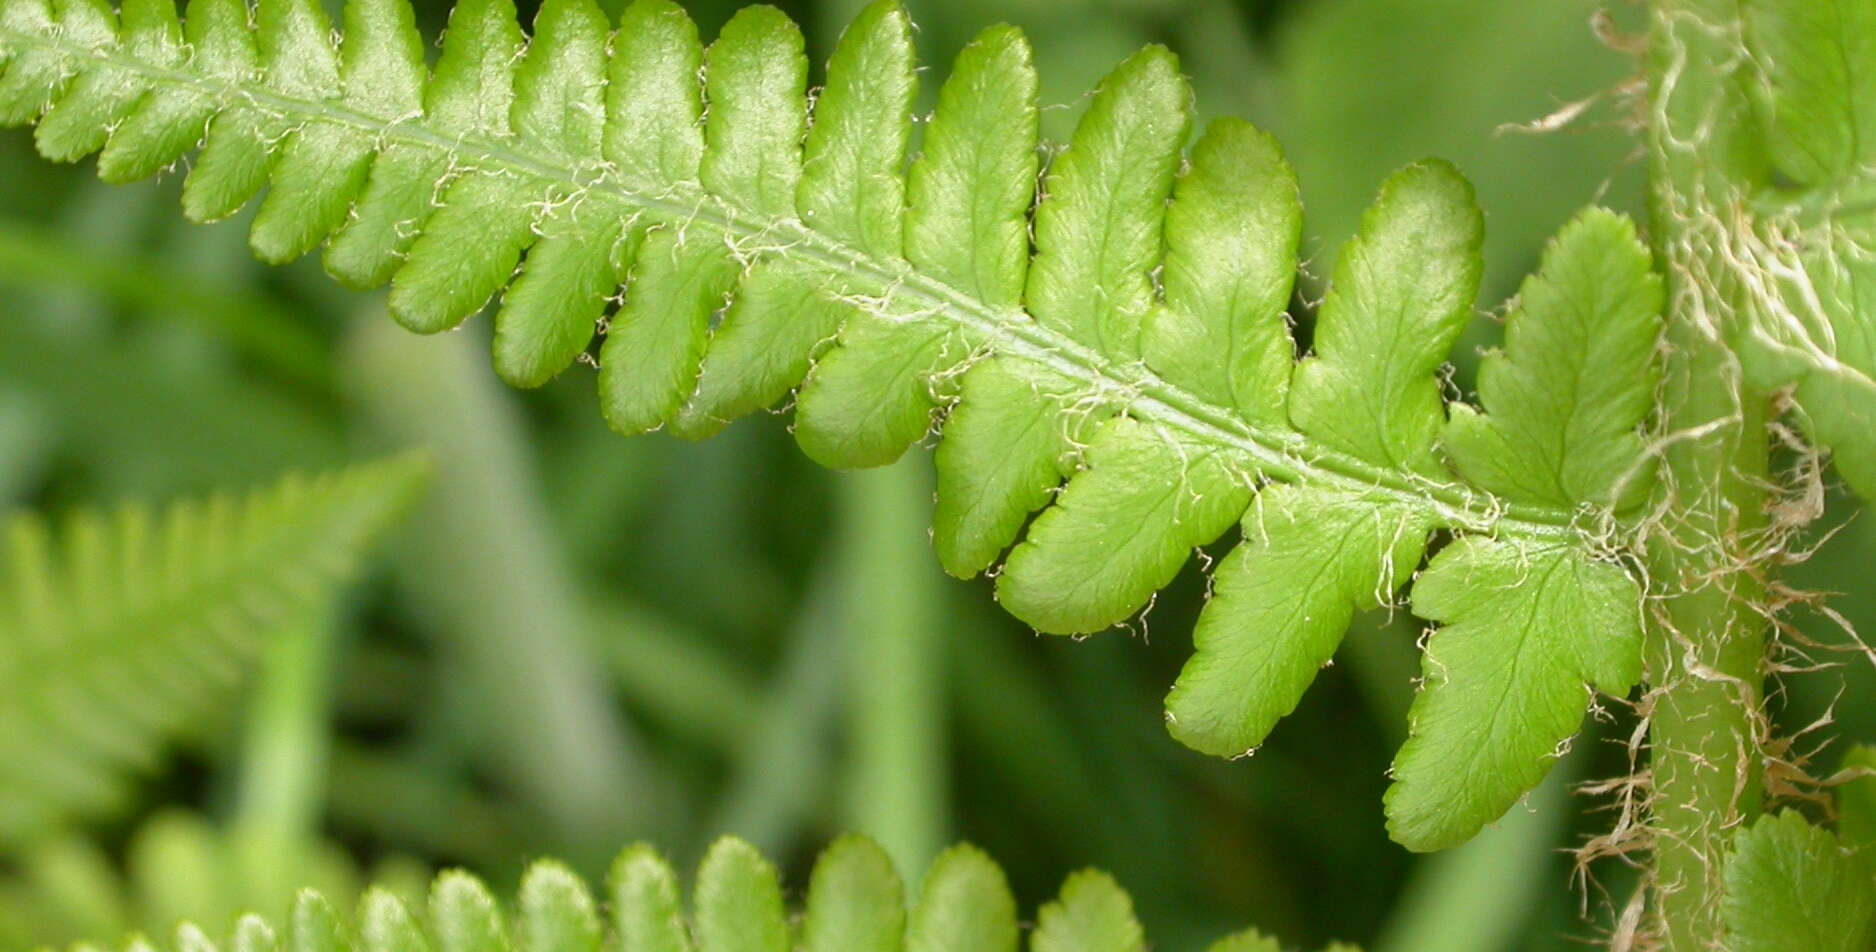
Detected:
left=1719, top=746, right=1876, bottom=951
left=0, top=0, right=1666, bottom=849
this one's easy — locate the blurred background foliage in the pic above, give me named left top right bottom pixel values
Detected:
left=2, top=0, right=1873, bottom=950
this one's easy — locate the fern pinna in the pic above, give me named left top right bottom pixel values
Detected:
left=0, top=0, right=1666, bottom=851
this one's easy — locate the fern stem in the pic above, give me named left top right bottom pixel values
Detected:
left=1640, top=334, right=1769, bottom=952
left=837, top=456, right=949, bottom=874
left=0, top=22, right=1592, bottom=545
left=1643, top=1, right=1773, bottom=946
left=231, top=604, right=338, bottom=913
left=234, top=603, right=336, bottom=847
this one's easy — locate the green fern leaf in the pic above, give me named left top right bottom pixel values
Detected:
left=0, top=836, right=1353, bottom=952
left=903, top=846, right=1016, bottom=952
left=0, top=457, right=426, bottom=847
left=1714, top=755, right=1876, bottom=948
left=0, top=0, right=1669, bottom=851
left=359, top=887, right=431, bottom=952
left=1722, top=811, right=1875, bottom=951
left=1378, top=210, right=1659, bottom=850
left=802, top=836, right=903, bottom=952
left=1442, top=208, right=1664, bottom=511
left=1164, top=484, right=1432, bottom=759
left=1384, top=537, right=1643, bottom=850
left=997, top=418, right=1252, bottom=634
left=1144, top=118, right=1298, bottom=426
left=1199, top=932, right=1284, bottom=952
left=1731, top=0, right=1876, bottom=498
left=693, top=838, right=787, bottom=952
left=288, top=892, right=342, bottom=952
left=430, top=870, right=504, bottom=952
left=1029, top=872, right=1144, bottom=952
left=519, top=864, right=600, bottom=952
left=0, top=809, right=407, bottom=951
left=607, top=846, right=691, bottom=952
left=7, top=837, right=1365, bottom=952
left=931, top=358, right=1082, bottom=580
left=1289, top=160, right=1481, bottom=477
left=1740, top=0, right=1876, bottom=190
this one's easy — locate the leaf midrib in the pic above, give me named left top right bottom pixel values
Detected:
left=5, top=25, right=1592, bottom=542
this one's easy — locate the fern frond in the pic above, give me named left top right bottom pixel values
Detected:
left=3, top=835, right=1343, bottom=952
left=0, top=455, right=427, bottom=846
left=0, top=0, right=1665, bottom=849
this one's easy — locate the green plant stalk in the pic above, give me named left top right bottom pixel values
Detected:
left=231, top=604, right=337, bottom=914
left=1641, top=356, right=1768, bottom=949
left=1643, top=0, right=1772, bottom=946
left=234, top=604, right=336, bottom=845
left=1642, top=334, right=1769, bottom=951
left=837, top=456, right=949, bottom=874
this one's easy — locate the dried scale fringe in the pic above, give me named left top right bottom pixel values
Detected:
left=0, top=0, right=1669, bottom=850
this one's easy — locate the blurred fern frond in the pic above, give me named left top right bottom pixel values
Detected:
left=0, top=810, right=428, bottom=952
left=5, top=834, right=1336, bottom=952
left=0, top=455, right=428, bottom=847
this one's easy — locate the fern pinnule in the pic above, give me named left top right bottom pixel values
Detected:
left=0, top=455, right=427, bottom=846
left=0, top=0, right=1667, bottom=850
